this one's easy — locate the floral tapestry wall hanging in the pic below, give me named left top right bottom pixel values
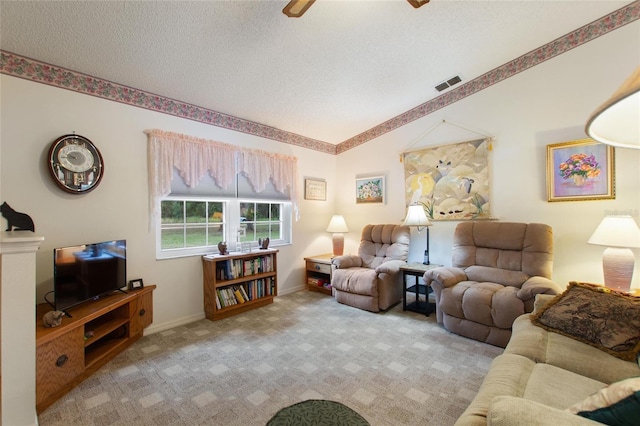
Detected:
left=546, top=138, right=614, bottom=202
left=402, top=138, right=491, bottom=221
left=355, top=176, right=385, bottom=204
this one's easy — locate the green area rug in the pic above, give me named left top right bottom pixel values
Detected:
left=267, top=399, right=370, bottom=425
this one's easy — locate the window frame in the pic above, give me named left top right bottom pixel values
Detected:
left=156, top=196, right=292, bottom=260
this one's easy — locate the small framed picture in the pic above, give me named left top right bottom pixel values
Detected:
left=355, top=175, right=385, bottom=204
left=304, top=178, right=326, bottom=201
left=128, top=278, right=144, bottom=290
left=546, top=138, right=615, bottom=202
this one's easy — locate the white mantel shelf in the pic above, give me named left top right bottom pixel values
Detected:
left=1, top=231, right=44, bottom=426
left=0, top=231, right=45, bottom=253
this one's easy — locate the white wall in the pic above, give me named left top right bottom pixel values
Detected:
left=1, top=21, right=639, bottom=336
left=335, top=22, right=640, bottom=290
left=0, top=76, right=337, bottom=331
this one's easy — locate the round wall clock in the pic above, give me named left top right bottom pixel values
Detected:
left=47, top=134, right=104, bottom=194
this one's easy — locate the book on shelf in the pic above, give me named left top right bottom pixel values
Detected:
left=242, top=278, right=276, bottom=300
left=221, top=288, right=231, bottom=307
left=224, top=288, right=235, bottom=306
left=215, top=289, right=225, bottom=308
left=215, top=291, right=222, bottom=309
left=213, top=254, right=275, bottom=281
left=227, top=288, right=237, bottom=305
left=234, top=287, right=246, bottom=304
left=217, top=283, right=263, bottom=309
left=239, top=285, right=250, bottom=302
left=226, top=260, right=235, bottom=280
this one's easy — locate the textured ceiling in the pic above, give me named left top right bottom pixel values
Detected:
left=0, top=1, right=634, bottom=145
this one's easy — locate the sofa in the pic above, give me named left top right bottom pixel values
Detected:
left=457, top=285, right=640, bottom=426
left=424, top=221, right=561, bottom=347
left=331, top=224, right=410, bottom=312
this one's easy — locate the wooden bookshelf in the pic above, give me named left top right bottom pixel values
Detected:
left=202, top=249, right=278, bottom=320
left=35, top=285, right=155, bottom=413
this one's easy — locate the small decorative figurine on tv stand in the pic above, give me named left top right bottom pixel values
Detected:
left=43, top=310, right=65, bottom=328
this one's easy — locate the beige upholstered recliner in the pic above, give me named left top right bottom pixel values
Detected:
left=423, top=221, right=562, bottom=347
left=331, top=224, right=410, bottom=312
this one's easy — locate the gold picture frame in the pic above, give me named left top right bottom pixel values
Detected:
left=355, top=175, right=385, bottom=204
left=546, top=138, right=615, bottom=202
left=304, top=178, right=326, bottom=201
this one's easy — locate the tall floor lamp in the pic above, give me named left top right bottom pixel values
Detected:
left=326, top=215, right=349, bottom=256
left=588, top=215, right=640, bottom=293
left=402, top=204, right=432, bottom=265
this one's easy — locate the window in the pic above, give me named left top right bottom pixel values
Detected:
left=157, top=198, right=291, bottom=259
left=160, top=199, right=225, bottom=250
left=239, top=201, right=283, bottom=243
left=146, top=130, right=297, bottom=259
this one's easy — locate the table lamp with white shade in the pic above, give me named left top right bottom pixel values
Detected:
left=587, top=215, right=640, bottom=292
left=402, top=204, right=432, bottom=265
left=326, top=215, right=349, bottom=256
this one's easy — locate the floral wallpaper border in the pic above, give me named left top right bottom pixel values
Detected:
left=1, top=2, right=638, bottom=155
left=0, top=50, right=336, bottom=155
left=337, top=1, right=640, bottom=154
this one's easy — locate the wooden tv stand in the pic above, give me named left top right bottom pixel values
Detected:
left=35, top=285, right=155, bottom=414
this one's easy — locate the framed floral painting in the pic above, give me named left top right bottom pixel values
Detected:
left=546, top=138, right=614, bottom=202
left=355, top=176, right=385, bottom=204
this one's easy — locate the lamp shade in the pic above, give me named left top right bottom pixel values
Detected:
left=585, top=66, right=640, bottom=149
left=588, top=216, right=640, bottom=248
left=326, top=215, right=349, bottom=233
left=402, top=204, right=431, bottom=228
left=402, top=204, right=432, bottom=265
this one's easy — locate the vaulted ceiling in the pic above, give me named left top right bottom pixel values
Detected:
left=0, top=1, right=636, bottom=153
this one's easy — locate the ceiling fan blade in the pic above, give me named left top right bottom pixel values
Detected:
left=407, top=0, right=430, bottom=8
left=283, top=0, right=316, bottom=18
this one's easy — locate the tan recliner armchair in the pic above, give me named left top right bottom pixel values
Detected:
left=331, top=224, right=410, bottom=312
left=424, top=221, right=562, bottom=347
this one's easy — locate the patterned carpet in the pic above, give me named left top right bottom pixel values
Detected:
left=38, top=290, right=502, bottom=426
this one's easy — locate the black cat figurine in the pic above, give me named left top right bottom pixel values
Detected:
left=0, top=202, right=35, bottom=232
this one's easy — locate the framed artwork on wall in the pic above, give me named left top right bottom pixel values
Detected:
left=546, top=138, right=615, bottom=202
left=402, top=138, right=492, bottom=220
left=355, top=176, right=385, bottom=204
left=304, top=178, right=326, bottom=201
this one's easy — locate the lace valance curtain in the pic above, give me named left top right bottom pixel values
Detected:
left=238, top=148, right=297, bottom=195
left=145, top=129, right=299, bottom=227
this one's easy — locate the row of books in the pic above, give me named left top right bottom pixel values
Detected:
left=215, top=278, right=276, bottom=309
left=215, top=256, right=274, bottom=281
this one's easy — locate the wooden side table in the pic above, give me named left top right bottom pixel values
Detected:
left=400, top=263, right=442, bottom=316
left=304, top=253, right=334, bottom=295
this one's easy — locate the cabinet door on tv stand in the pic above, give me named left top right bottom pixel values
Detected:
left=130, top=291, right=153, bottom=336
left=36, top=327, right=84, bottom=407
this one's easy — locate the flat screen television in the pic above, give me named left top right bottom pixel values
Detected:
left=53, top=239, right=127, bottom=312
